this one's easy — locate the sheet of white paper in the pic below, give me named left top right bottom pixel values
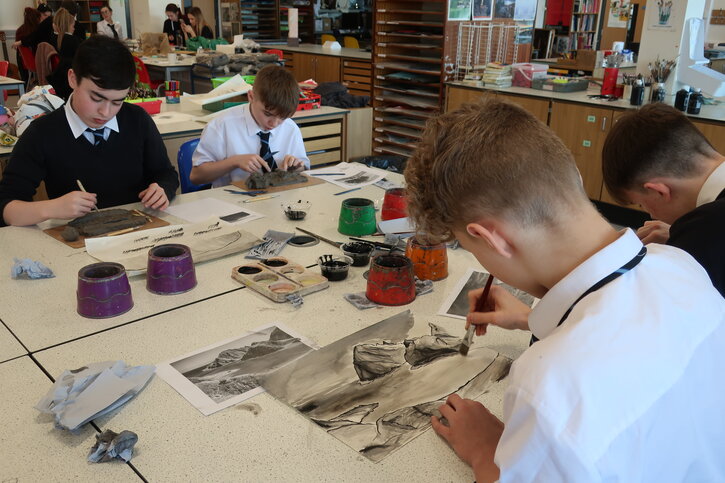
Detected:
left=184, top=75, right=252, bottom=106
left=378, top=217, right=415, bottom=235
left=165, top=198, right=263, bottom=224
left=85, top=217, right=262, bottom=273
left=306, top=162, right=385, bottom=189
left=152, top=111, right=195, bottom=125
left=156, top=323, right=318, bottom=415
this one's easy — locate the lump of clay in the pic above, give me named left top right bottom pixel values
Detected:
left=61, top=225, right=80, bottom=242
left=247, top=170, right=308, bottom=189
left=68, top=209, right=147, bottom=237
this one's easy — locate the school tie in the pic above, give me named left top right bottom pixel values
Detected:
left=108, top=23, right=119, bottom=40
left=86, top=127, right=105, bottom=146
left=257, top=131, right=278, bottom=171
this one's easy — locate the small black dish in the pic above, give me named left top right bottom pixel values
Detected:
left=341, top=241, right=375, bottom=267
left=317, top=254, right=353, bottom=281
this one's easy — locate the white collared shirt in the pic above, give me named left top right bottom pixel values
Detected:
left=495, top=229, right=725, bottom=482
left=96, top=20, right=125, bottom=40
left=192, top=103, right=310, bottom=188
left=64, top=94, right=119, bottom=145
left=696, top=161, right=725, bottom=206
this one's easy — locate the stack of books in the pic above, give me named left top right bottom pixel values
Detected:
left=483, top=63, right=512, bottom=87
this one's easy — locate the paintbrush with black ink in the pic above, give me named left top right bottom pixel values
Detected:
left=460, top=274, right=495, bottom=356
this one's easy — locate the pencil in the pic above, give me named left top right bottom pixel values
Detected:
left=242, top=194, right=280, bottom=203
left=460, top=274, right=495, bottom=356
left=76, top=180, right=99, bottom=212
left=333, top=187, right=361, bottom=196
left=310, top=173, right=346, bottom=176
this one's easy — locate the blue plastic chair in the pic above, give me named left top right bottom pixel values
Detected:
left=177, top=138, right=211, bottom=193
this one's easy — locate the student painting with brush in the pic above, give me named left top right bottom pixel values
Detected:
left=0, top=35, right=179, bottom=227
left=602, top=103, right=724, bottom=296
left=404, top=98, right=725, bottom=482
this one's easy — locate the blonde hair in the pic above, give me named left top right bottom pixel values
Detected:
left=186, top=7, right=209, bottom=37
left=53, top=8, right=74, bottom=50
left=404, top=97, right=587, bottom=242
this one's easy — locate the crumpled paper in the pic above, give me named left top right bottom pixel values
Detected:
left=245, top=230, right=294, bottom=259
left=11, top=258, right=55, bottom=279
left=344, top=278, right=434, bottom=310
left=36, top=361, right=155, bottom=432
left=88, top=429, right=138, bottom=463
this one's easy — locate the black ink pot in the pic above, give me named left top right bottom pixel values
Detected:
left=341, top=241, right=375, bottom=267
left=318, top=255, right=353, bottom=281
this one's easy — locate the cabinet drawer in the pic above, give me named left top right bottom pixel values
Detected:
left=299, top=122, right=342, bottom=138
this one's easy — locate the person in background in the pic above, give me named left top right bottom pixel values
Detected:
left=47, top=8, right=81, bottom=100
left=96, top=6, right=125, bottom=41
left=182, top=6, right=214, bottom=40
left=0, top=35, right=179, bottom=227
left=13, top=7, right=42, bottom=83
left=602, top=103, right=724, bottom=296
left=191, top=64, right=309, bottom=187
left=60, top=1, right=87, bottom=41
left=403, top=98, right=724, bottom=481
left=163, top=3, right=186, bottom=47
left=16, top=3, right=54, bottom=53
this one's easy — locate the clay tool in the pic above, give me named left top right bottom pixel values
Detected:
left=224, top=189, right=267, bottom=196
left=460, top=274, right=495, bottom=356
left=242, top=194, right=279, bottom=203
left=309, top=173, right=345, bottom=176
left=334, top=187, right=362, bottom=196
left=76, top=180, right=99, bottom=212
left=349, top=237, right=395, bottom=250
left=295, top=227, right=343, bottom=248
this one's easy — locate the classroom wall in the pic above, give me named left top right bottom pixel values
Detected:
left=130, top=0, right=170, bottom=38
left=707, top=0, right=725, bottom=45
left=0, top=0, right=35, bottom=62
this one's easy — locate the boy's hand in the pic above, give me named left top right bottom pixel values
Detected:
left=49, top=191, right=97, bottom=219
left=466, top=285, right=531, bottom=335
left=280, top=155, right=303, bottom=171
left=432, top=394, right=502, bottom=482
left=636, top=220, right=670, bottom=245
left=139, top=183, right=169, bottom=210
left=234, top=154, right=270, bottom=174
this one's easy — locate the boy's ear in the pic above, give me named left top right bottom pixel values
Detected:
left=67, top=69, right=78, bottom=90
left=642, top=181, right=672, bottom=201
left=465, top=222, right=513, bottom=259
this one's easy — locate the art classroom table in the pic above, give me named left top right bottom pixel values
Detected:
left=0, top=321, right=25, bottom=363
left=0, top=75, right=25, bottom=107
left=141, top=55, right=196, bottom=82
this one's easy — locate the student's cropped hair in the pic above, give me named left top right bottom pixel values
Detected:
left=165, top=3, right=181, bottom=14
left=53, top=8, right=74, bottom=49
left=37, top=3, right=52, bottom=14
left=405, top=98, right=586, bottom=242
left=59, top=0, right=79, bottom=16
left=71, top=35, right=136, bottom=90
left=602, top=103, right=718, bottom=204
left=253, top=65, right=299, bottom=119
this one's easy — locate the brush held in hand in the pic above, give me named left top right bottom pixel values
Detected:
left=459, top=273, right=495, bottom=356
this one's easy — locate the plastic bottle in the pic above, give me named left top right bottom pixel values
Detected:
left=630, top=79, right=644, bottom=106
left=687, top=88, right=703, bottom=115
left=674, top=86, right=690, bottom=111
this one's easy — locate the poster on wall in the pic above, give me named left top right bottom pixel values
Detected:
left=513, top=0, right=536, bottom=21
left=494, top=0, right=515, bottom=19
left=448, top=0, right=473, bottom=21
left=648, top=0, right=675, bottom=31
left=607, top=0, right=631, bottom=28
left=473, top=0, right=493, bottom=20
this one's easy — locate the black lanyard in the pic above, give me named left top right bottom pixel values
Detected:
left=530, top=246, right=647, bottom=345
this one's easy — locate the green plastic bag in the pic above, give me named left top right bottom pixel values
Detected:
left=186, top=37, right=228, bottom=51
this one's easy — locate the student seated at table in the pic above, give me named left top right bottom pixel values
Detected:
left=602, top=103, right=724, bottom=296
left=403, top=98, right=725, bottom=482
left=163, top=3, right=186, bottom=47
left=46, top=8, right=81, bottom=100
left=190, top=64, right=309, bottom=188
left=182, top=6, right=214, bottom=40
left=0, top=35, right=179, bottom=228
left=96, top=5, right=125, bottom=41
left=17, top=3, right=54, bottom=53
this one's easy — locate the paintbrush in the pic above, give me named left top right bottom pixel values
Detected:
left=460, top=274, right=495, bottom=356
left=295, top=226, right=343, bottom=248
left=76, top=180, right=99, bottom=212
left=348, top=237, right=396, bottom=249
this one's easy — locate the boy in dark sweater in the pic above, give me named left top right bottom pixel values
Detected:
left=602, top=103, right=724, bottom=296
left=0, top=35, right=179, bottom=227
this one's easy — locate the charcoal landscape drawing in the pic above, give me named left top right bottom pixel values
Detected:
left=157, top=324, right=315, bottom=415
left=261, top=311, right=512, bottom=462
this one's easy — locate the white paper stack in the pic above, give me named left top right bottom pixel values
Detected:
left=483, top=62, right=512, bottom=87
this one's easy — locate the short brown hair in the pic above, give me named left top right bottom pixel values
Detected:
left=253, top=65, right=299, bottom=119
left=602, top=103, right=717, bottom=203
left=404, top=97, right=586, bottom=242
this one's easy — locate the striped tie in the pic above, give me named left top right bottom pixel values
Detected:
left=257, top=131, right=278, bottom=171
left=86, top=127, right=105, bottom=146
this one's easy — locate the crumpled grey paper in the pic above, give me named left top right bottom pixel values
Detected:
left=35, top=361, right=155, bottom=432
left=11, top=258, right=54, bottom=279
left=245, top=230, right=294, bottom=259
left=344, top=278, right=434, bottom=310
left=286, top=293, right=304, bottom=308
left=88, top=429, right=138, bottom=463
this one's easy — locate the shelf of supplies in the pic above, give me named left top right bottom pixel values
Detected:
left=375, top=106, right=436, bottom=119
left=377, top=20, right=444, bottom=28
left=376, top=75, right=439, bottom=88
left=374, top=144, right=414, bottom=157
left=374, top=115, right=426, bottom=129
left=377, top=31, right=444, bottom=40
left=375, top=95, right=439, bottom=109
left=377, top=85, right=439, bottom=98
left=376, top=9, right=445, bottom=15
left=375, top=42, right=442, bottom=51
left=374, top=136, right=418, bottom=149
left=375, top=125, right=423, bottom=139
left=375, top=62, right=441, bottom=76
left=376, top=53, right=442, bottom=64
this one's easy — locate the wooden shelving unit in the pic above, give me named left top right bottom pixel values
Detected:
left=238, top=0, right=281, bottom=40
left=372, top=0, right=447, bottom=158
left=47, top=0, right=109, bottom=35
left=280, top=3, right=315, bottom=43
left=568, top=0, right=602, bottom=50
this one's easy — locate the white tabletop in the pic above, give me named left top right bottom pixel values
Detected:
left=276, top=43, right=372, bottom=60
left=0, top=356, right=139, bottom=481
left=0, top=75, right=24, bottom=87
left=141, top=55, right=197, bottom=68
left=0, top=323, right=25, bottom=363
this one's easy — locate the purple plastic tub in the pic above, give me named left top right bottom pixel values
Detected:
left=77, top=262, right=134, bottom=319
left=146, top=244, right=197, bottom=295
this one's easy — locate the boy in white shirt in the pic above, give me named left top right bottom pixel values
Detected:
left=191, top=65, right=310, bottom=188
left=403, top=98, right=725, bottom=482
